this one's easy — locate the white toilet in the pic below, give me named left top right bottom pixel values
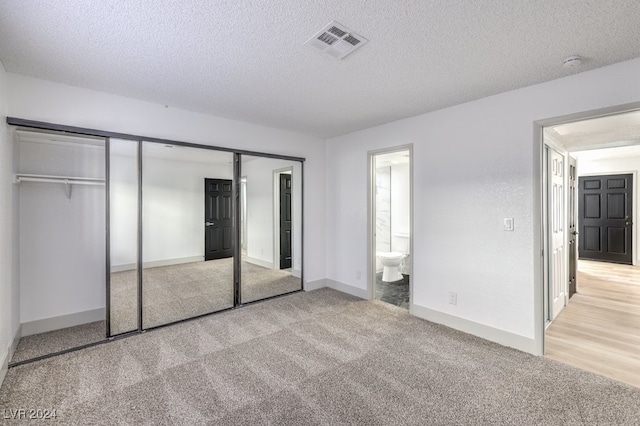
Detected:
left=378, top=251, right=406, bottom=282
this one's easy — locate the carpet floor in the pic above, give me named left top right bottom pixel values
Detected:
left=11, top=258, right=300, bottom=364
left=112, top=257, right=301, bottom=334
left=2, top=288, right=639, bottom=425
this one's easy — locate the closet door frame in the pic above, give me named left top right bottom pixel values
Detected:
left=7, top=117, right=305, bottom=338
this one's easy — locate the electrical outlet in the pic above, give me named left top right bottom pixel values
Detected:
left=448, top=292, right=457, bottom=305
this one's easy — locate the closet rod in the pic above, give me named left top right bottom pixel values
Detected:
left=13, top=173, right=105, bottom=186
left=13, top=174, right=105, bottom=199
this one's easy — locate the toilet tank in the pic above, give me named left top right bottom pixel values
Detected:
left=392, top=232, right=410, bottom=254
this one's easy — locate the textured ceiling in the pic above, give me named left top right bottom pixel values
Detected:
left=573, top=144, right=640, bottom=161
left=1, top=1, right=640, bottom=138
left=547, top=110, right=640, bottom=151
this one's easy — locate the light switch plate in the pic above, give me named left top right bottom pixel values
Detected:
left=503, top=218, right=514, bottom=231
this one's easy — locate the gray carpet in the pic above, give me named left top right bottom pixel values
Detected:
left=113, top=257, right=302, bottom=334
left=11, top=259, right=300, bottom=363
left=2, top=288, right=639, bottom=425
left=10, top=321, right=105, bottom=364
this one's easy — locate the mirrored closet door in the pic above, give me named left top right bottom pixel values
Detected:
left=108, top=139, right=140, bottom=335
left=141, top=142, right=235, bottom=328
left=8, top=122, right=305, bottom=366
left=239, top=155, right=303, bottom=303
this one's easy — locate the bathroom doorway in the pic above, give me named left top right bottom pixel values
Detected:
left=369, top=146, right=412, bottom=309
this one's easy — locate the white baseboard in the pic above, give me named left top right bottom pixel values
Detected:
left=303, top=278, right=328, bottom=292
left=10, top=325, right=21, bottom=360
left=411, top=304, right=537, bottom=355
left=0, top=325, right=18, bottom=387
left=324, top=279, right=369, bottom=299
left=21, top=308, right=105, bottom=337
left=112, top=256, right=204, bottom=272
left=245, top=256, right=274, bottom=270
left=0, top=348, right=7, bottom=389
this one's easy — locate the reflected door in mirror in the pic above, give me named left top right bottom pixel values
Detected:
left=205, top=178, right=233, bottom=260
left=279, top=174, right=292, bottom=269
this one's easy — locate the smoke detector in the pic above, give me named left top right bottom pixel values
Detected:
left=562, top=55, right=582, bottom=68
left=305, top=21, right=368, bottom=59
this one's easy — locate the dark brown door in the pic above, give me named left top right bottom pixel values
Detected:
left=578, top=174, right=633, bottom=264
left=568, top=157, right=577, bottom=297
left=204, top=178, right=233, bottom=260
left=279, top=174, right=292, bottom=269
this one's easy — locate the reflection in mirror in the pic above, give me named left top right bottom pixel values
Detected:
left=10, top=128, right=107, bottom=364
left=109, top=138, right=139, bottom=335
left=142, top=142, right=234, bottom=328
left=240, top=155, right=302, bottom=303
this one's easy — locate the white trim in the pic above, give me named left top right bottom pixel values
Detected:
left=534, top=101, right=640, bottom=357
left=10, top=325, right=21, bottom=361
left=367, top=144, right=414, bottom=305
left=303, top=278, right=328, bottom=292
left=245, top=256, right=274, bottom=270
left=0, top=344, right=9, bottom=388
left=325, top=279, right=369, bottom=299
left=305, top=278, right=369, bottom=299
left=111, top=255, right=204, bottom=272
left=0, top=352, right=7, bottom=389
left=411, top=304, right=538, bottom=354
left=21, top=308, right=105, bottom=337
left=1, top=311, right=22, bottom=389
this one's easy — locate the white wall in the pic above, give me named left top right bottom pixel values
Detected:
left=390, top=162, right=410, bottom=253
left=6, top=74, right=326, bottom=285
left=326, top=58, right=640, bottom=353
left=18, top=140, right=105, bottom=323
left=109, top=141, right=138, bottom=268
left=0, top=60, right=18, bottom=386
left=243, top=157, right=302, bottom=273
left=577, top=155, right=640, bottom=263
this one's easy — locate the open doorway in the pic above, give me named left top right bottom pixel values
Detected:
left=369, top=146, right=412, bottom=309
left=541, top=109, right=640, bottom=387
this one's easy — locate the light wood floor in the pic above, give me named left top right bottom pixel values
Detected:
left=545, top=260, right=640, bottom=388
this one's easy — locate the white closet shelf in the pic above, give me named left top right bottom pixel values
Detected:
left=14, top=173, right=105, bottom=199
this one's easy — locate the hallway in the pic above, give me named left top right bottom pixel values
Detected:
left=545, top=260, right=640, bottom=388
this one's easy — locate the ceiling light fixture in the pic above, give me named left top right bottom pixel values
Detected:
left=562, top=55, right=582, bottom=68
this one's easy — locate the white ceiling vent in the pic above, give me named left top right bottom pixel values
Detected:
left=305, top=21, right=368, bottom=59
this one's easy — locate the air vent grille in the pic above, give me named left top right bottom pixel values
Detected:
left=328, top=26, right=347, bottom=37
left=343, top=35, right=360, bottom=46
left=318, top=33, right=338, bottom=45
left=304, top=21, right=368, bottom=59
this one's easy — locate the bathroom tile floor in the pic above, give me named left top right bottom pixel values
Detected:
left=375, top=273, right=410, bottom=309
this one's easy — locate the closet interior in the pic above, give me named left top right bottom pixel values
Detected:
left=8, top=124, right=304, bottom=365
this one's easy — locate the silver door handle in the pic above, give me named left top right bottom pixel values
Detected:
left=205, top=222, right=215, bottom=226
left=626, top=222, right=633, bottom=226
left=572, top=231, right=579, bottom=235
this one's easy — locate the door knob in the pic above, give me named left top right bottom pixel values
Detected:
left=626, top=222, right=633, bottom=226
left=205, top=222, right=215, bottom=226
